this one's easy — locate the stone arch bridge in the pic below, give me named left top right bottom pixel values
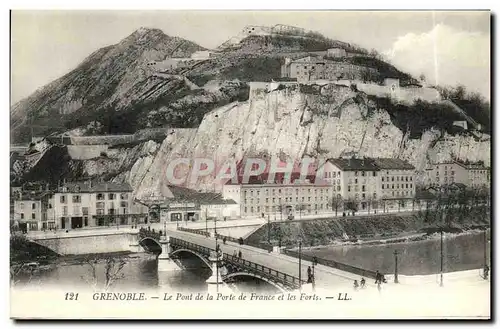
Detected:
left=139, top=230, right=305, bottom=292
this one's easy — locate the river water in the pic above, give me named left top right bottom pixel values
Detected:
left=13, top=231, right=489, bottom=291
left=302, top=231, right=490, bottom=275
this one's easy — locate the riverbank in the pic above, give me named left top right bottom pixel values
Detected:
left=245, top=210, right=490, bottom=248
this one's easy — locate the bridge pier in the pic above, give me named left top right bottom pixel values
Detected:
left=128, top=233, right=142, bottom=253
left=158, top=235, right=179, bottom=272
left=206, top=252, right=223, bottom=294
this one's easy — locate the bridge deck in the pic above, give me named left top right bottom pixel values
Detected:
left=169, top=230, right=369, bottom=289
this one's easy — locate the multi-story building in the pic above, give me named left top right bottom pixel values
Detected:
left=281, top=56, right=378, bottom=82
left=223, top=173, right=331, bottom=218
left=13, top=191, right=53, bottom=232
left=425, top=160, right=490, bottom=188
left=52, top=181, right=137, bottom=230
left=319, top=157, right=416, bottom=212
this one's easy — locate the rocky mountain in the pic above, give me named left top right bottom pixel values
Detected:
left=11, top=25, right=490, bottom=193
left=11, top=27, right=205, bottom=142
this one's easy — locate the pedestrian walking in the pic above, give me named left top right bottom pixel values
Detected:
left=360, top=277, right=366, bottom=288
left=223, top=236, right=227, bottom=245
left=238, top=250, right=242, bottom=258
left=307, top=266, right=312, bottom=283
left=353, top=280, right=359, bottom=290
left=484, top=264, right=490, bottom=280
left=375, top=271, right=381, bottom=284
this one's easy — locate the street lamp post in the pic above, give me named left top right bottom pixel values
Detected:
left=298, top=239, right=302, bottom=291
left=393, top=250, right=399, bottom=283
left=267, top=215, right=270, bottom=244
left=312, top=256, right=318, bottom=291
left=215, top=217, right=219, bottom=293
left=440, top=230, right=444, bottom=287
left=483, top=229, right=488, bottom=280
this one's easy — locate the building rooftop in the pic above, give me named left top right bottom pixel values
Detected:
left=224, top=172, right=329, bottom=186
left=326, top=158, right=379, bottom=171
left=157, top=185, right=237, bottom=205
left=16, top=191, right=53, bottom=201
left=371, top=158, right=415, bottom=170
left=326, top=157, right=415, bottom=171
left=58, top=181, right=133, bottom=193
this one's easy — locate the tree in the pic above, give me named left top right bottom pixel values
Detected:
left=81, top=256, right=126, bottom=291
left=330, top=194, right=343, bottom=217
left=296, top=204, right=306, bottom=220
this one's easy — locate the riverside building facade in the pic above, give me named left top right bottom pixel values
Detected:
left=318, top=157, right=416, bottom=212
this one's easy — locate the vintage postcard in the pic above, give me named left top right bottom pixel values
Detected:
left=9, top=10, right=491, bottom=320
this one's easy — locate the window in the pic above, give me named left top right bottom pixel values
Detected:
left=355, top=171, right=358, bottom=176
left=333, top=172, right=336, bottom=178
left=250, top=207, right=254, bottom=213
left=396, top=176, right=399, bottom=181
left=108, top=208, right=115, bottom=215
left=392, top=184, right=394, bottom=189
left=392, top=177, right=395, bottom=181
left=73, top=206, right=80, bottom=215
left=120, top=193, right=128, bottom=200
left=108, top=193, right=115, bottom=200
left=72, top=195, right=81, bottom=203
left=406, top=184, right=408, bottom=188
left=120, top=201, right=128, bottom=208
left=97, top=209, right=104, bottom=215
left=244, top=207, right=247, bottom=213
left=348, top=186, right=351, bottom=192
left=82, top=207, right=89, bottom=215
left=362, top=193, right=365, bottom=199
left=63, top=206, right=68, bottom=216
left=266, top=198, right=269, bottom=203
left=96, top=202, right=105, bottom=209
left=373, top=172, right=377, bottom=177
left=32, top=203, right=36, bottom=210
left=20, top=213, right=24, bottom=219
left=60, top=195, right=66, bottom=203
left=31, top=213, right=36, bottom=220
left=355, top=179, right=358, bottom=184
left=97, top=193, right=105, bottom=200
left=382, top=184, right=384, bottom=189
left=451, top=171, right=455, bottom=176
left=337, top=186, right=341, bottom=191
left=362, top=185, right=365, bottom=192
left=362, top=171, right=365, bottom=177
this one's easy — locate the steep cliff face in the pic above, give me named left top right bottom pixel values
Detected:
left=124, top=83, right=489, bottom=196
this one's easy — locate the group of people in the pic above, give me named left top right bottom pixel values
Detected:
left=353, top=271, right=386, bottom=292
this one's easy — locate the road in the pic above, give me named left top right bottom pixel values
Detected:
left=168, top=229, right=359, bottom=289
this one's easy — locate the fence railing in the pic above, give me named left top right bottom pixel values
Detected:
left=178, top=226, right=211, bottom=238
left=283, top=249, right=380, bottom=280
left=170, top=237, right=305, bottom=289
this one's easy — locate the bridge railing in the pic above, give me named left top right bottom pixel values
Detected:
left=178, top=226, right=211, bottom=238
left=283, top=249, right=380, bottom=280
left=170, top=237, right=305, bottom=289
left=223, top=254, right=306, bottom=289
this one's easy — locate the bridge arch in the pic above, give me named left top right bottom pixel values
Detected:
left=170, top=248, right=212, bottom=269
left=223, top=271, right=287, bottom=293
left=138, top=237, right=161, bottom=253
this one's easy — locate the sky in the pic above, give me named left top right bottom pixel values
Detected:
left=10, top=10, right=490, bottom=104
